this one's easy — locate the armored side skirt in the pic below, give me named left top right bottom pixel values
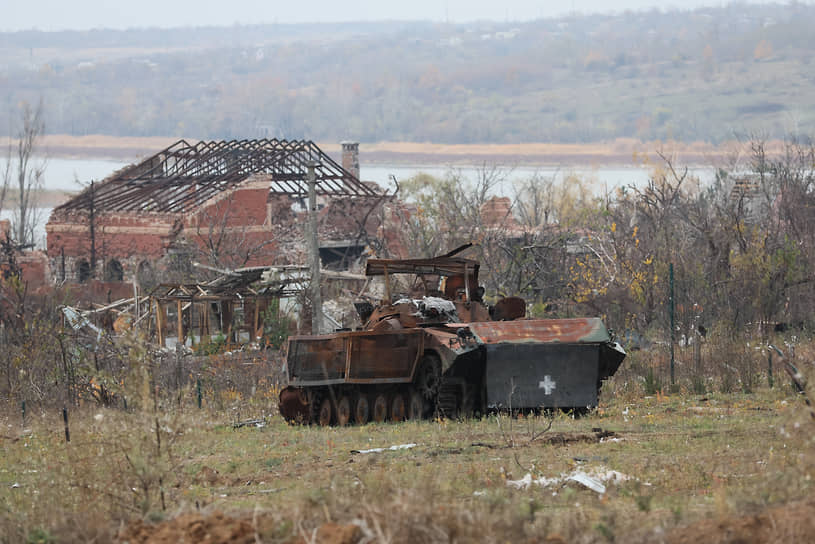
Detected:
left=484, top=342, right=625, bottom=411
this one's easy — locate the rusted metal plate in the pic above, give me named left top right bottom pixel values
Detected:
left=286, top=329, right=423, bottom=386
left=468, top=318, right=611, bottom=345
left=287, top=335, right=347, bottom=383
left=347, top=332, right=422, bottom=381
left=365, top=257, right=479, bottom=278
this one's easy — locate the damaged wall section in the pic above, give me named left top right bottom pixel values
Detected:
left=46, top=139, right=390, bottom=290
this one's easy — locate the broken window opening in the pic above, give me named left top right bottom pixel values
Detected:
left=104, top=259, right=124, bottom=282
left=77, top=259, right=92, bottom=283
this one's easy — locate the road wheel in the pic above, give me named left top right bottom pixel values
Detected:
left=391, top=392, right=406, bottom=422
left=408, top=389, right=426, bottom=420
left=354, top=395, right=370, bottom=424
left=336, top=395, right=352, bottom=426
left=317, top=397, right=334, bottom=426
left=372, top=393, right=388, bottom=423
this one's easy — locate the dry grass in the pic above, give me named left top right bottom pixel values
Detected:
left=1, top=376, right=814, bottom=543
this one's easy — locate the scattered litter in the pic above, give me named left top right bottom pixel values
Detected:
left=506, top=473, right=560, bottom=490
left=351, top=443, right=417, bottom=454
left=10, top=483, right=20, bottom=489
left=600, top=437, right=622, bottom=443
left=473, top=490, right=487, bottom=496
left=506, top=466, right=634, bottom=494
left=573, top=456, right=608, bottom=463
left=569, top=472, right=606, bottom=494
left=232, top=418, right=266, bottom=429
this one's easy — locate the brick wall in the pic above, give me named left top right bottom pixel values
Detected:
left=45, top=184, right=387, bottom=286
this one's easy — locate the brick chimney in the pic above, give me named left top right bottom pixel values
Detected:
left=341, top=141, right=360, bottom=180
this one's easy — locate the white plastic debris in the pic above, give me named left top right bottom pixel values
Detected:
left=506, top=473, right=560, bottom=490
left=351, top=443, right=417, bottom=454
left=506, top=466, right=633, bottom=494
left=10, top=483, right=20, bottom=489
left=568, top=472, right=606, bottom=494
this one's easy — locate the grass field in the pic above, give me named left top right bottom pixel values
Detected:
left=2, top=379, right=814, bottom=543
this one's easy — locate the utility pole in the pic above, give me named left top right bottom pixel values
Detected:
left=306, top=161, right=324, bottom=335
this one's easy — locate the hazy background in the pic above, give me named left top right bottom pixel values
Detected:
left=4, top=1, right=748, bottom=30
left=1, top=2, right=813, bottom=145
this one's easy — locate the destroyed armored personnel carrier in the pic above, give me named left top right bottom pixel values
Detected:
left=278, top=246, right=626, bottom=425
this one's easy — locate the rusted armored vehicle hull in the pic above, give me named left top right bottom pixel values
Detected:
left=279, top=329, right=427, bottom=425
left=279, top=317, right=625, bottom=424
left=278, top=246, right=625, bottom=425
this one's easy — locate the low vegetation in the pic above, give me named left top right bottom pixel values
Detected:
left=1, top=361, right=813, bottom=543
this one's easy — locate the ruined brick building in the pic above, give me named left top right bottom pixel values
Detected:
left=46, top=140, right=389, bottom=289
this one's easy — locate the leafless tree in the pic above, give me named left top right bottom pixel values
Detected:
left=192, top=203, right=276, bottom=274
left=2, top=101, right=46, bottom=248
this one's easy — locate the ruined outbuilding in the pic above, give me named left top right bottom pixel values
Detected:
left=47, top=139, right=389, bottom=289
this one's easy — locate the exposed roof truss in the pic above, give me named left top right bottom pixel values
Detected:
left=56, top=139, right=378, bottom=214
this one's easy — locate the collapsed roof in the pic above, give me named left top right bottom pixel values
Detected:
left=56, top=139, right=379, bottom=214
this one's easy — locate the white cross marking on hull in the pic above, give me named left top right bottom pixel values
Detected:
left=538, top=375, right=556, bottom=395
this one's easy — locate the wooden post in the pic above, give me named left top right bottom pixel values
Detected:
left=177, top=299, right=184, bottom=347
left=203, top=302, right=209, bottom=338
left=189, top=298, right=195, bottom=347
left=155, top=299, right=165, bottom=347
left=62, top=407, right=70, bottom=443
left=133, top=281, right=139, bottom=320
left=384, top=263, right=390, bottom=304
left=464, top=264, right=470, bottom=302
left=307, top=160, right=324, bottom=335
left=253, top=300, right=260, bottom=341
left=223, top=301, right=234, bottom=343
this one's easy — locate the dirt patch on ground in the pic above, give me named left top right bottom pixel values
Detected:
left=666, top=496, right=815, bottom=544
left=538, top=429, right=618, bottom=446
left=116, top=496, right=815, bottom=544
left=118, top=512, right=255, bottom=544
left=117, top=513, right=363, bottom=544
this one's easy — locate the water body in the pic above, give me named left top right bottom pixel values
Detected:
left=40, top=157, right=131, bottom=191
left=38, top=157, right=715, bottom=195
left=13, top=158, right=713, bottom=249
left=362, top=164, right=717, bottom=197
